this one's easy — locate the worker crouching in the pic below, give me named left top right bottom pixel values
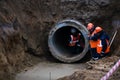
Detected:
left=68, top=28, right=84, bottom=54
left=90, top=26, right=110, bottom=60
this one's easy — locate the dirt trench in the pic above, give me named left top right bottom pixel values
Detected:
left=0, top=0, right=120, bottom=80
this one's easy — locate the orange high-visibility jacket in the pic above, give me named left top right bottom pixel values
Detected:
left=97, top=39, right=110, bottom=54
left=69, top=33, right=80, bottom=46
left=89, top=31, right=97, bottom=48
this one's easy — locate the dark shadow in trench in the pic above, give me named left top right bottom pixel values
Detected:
left=47, top=26, right=91, bottom=63
left=53, top=26, right=85, bottom=57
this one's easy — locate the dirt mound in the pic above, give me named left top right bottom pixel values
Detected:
left=58, top=56, right=120, bottom=80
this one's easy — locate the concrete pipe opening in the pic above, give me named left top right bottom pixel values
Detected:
left=48, top=20, right=89, bottom=63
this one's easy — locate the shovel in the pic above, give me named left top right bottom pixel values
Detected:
left=110, top=20, right=120, bottom=47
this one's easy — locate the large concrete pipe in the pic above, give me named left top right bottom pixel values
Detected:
left=48, top=20, right=89, bottom=63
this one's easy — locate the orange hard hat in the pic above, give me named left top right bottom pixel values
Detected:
left=95, top=26, right=103, bottom=33
left=87, top=23, right=94, bottom=30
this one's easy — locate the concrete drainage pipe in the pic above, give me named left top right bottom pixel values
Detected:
left=48, top=20, right=89, bottom=63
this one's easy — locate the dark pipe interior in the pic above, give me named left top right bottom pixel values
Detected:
left=53, top=26, right=85, bottom=57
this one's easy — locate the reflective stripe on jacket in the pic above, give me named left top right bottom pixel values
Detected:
left=97, top=39, right=110, bottom=54
left=69, top=33, right=80, bottom=46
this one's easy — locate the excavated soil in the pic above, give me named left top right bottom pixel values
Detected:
left=15, top=56, right=120, bottom=80
left=58, top=56, right=120, bottom=80
left=0, top=0, right=120, bottom=80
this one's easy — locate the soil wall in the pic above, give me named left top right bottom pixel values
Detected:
left=0, top=0, right=119, bottom=80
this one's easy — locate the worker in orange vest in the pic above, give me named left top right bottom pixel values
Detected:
left=90, top=26, right=110, bottom=60
left=95, top=27, right=110, bottom=56
left=68, top=28, right=84, bottom=54
left=87, top=23, right=98, bottom=60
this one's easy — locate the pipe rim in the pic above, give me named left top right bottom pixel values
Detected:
left=48, top=19, right=89, bottom=63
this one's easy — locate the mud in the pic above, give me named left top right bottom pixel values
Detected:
left=58, top=56, right=120, bottom=80
left=15, top=56, right=120, bottom=80
left=16, top=61, right=87, bottom=80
